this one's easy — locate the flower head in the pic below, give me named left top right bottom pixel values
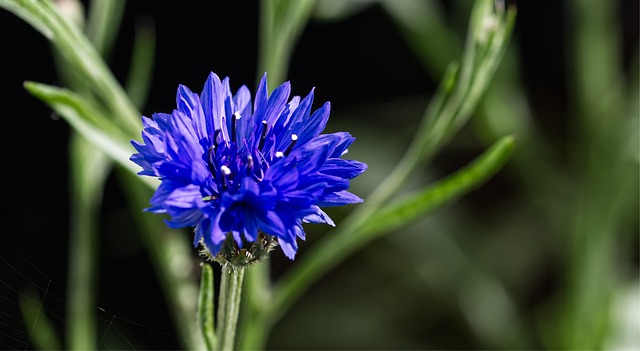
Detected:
left=130, top=72, right=367, bottom=260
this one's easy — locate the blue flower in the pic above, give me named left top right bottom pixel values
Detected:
left=130, top=72, right=367, bottom=259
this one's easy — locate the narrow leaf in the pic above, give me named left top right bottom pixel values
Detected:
left=23, top=81, right=158, bottom=190
left=361, top=135, right=516, bottom=237
left=269, top=136, right=516, bottom=321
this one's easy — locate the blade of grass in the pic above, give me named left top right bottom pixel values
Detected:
left=552, top=0, right=635, bottom=349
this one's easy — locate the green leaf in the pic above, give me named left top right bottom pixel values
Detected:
left=361, top=135, right=516, bottom=237
left=198, top=263, right=217, bottom=351
left=23, top=81, right=158, bottom=190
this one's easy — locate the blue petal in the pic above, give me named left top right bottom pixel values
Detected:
left=292, top=101, right=330, bottom=146
left=200, top=212, right=226, bottom=252
left=234, top=85, right=253, bottom=141
left=155, top=183, right=203, bottom=208
left=303, top=206, right=335, bottom=226
left=278, top=236, right=298, bottom=260
left=201, top=72, right=226, bottom=139
left=176, top=84, right=199, bottom=116
left=318, top=190, right=364, bottom=207
left=263, top=81, right=291, bottom=125
left=164, top=208, right=202, bottom=228
left=319, top=159, right=368, bottom=179
left=253, top=73, right=269, bottom=121
left=274, top=89, right=314, bottom=152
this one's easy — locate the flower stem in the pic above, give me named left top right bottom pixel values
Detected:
left=217, top=265, right=245, bottom=351
left=198, top=263, right=217, bottom=350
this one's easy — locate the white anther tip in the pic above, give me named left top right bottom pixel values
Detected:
left=275, top=151, right=284, bottom=158
left=291, top=134, right=298, bottom=141
left=220, top=165, right=231, bottom=175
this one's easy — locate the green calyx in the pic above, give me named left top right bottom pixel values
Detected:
left=200, top=232, right=279, bottom=268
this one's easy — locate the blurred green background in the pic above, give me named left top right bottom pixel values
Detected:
left=0, top=0, right=637, bottom=350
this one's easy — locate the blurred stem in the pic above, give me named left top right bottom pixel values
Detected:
left=379, top=0, right=461, bottom=79
left=125, top=16, right=156, bottom=110
left=85, top=0, right=126, bottom=58
left=557, top=0, right=631, bottom=349
left=67, top=135, right=111, bottom=350
left=119, top=170, right=205, bottom=351
left=53, top=5, right=110, bottom=349
left=217, top=266, right=245, bottom=351
left=19, top=289, right=61, bottom=350
left=238, top=263, right=270, bottom=350
left=257, top=0, right=317, bottom=87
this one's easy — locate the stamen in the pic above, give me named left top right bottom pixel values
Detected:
left=213, top=129, right=222, bottom=150
left=258, top=120, right=268, bottom=150
left=231, top=112, right=241, bottom=142
left=246, top=155, right=254, bottom=170
left=220, top=165, right=231, bottom=188
left=207, top=146, right=217, bottom=174
left=284, top=134, right=298, bottom=155
left=275, top=151, right=284, bottom=158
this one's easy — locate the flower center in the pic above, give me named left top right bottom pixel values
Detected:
left=202, top=114, right=302, bottom=203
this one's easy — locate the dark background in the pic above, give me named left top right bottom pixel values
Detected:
left=0, top=0, right=637, bottom=350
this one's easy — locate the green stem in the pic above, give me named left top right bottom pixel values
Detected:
left=198, top=263, right=217, bottom=350
left=217, top=265, right=246, bottom=351
left=257, top=0, right=316, bottom=87
left=85, top=0, right=126, bottom=58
